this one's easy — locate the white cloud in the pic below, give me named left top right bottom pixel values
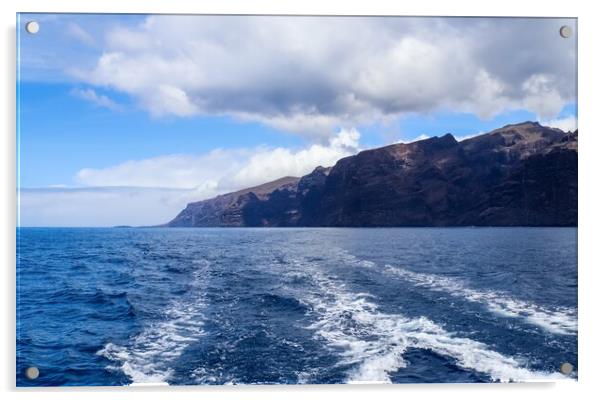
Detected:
left=468, top=70, right=512, bottom=119
left=542, top=116, right=577, bottom=132
left=76, top=128, right=361, bottom=193
left=70, top=16, right=576, bottom=138
left=71, top=88, right=121, bottom=111
left=229, top=129, right=360, bottom=187
left=144, top=84, right=199, bottom=117
left=521, top=74, right=566, bottom=119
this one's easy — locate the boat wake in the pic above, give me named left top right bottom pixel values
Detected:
left=289, top=257, right=569, bottom=383
left=97, top=260, right=209, bottom=385
left=326, top=248, right=577, bottom=336
left=383, top=265, right=577, bottom=336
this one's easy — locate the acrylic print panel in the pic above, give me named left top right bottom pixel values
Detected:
left=16, top=14, right=578, bottom=387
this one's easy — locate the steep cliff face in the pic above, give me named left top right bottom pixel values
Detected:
left=166, top=122, right=577, bottom=227
left=167, top=176, right=300, bottom=227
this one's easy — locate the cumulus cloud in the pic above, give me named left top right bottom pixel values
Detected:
left=76, top=128, right=361, bottom=194
left=144, top=84, right=199, bottom=117
left=71, top=88, right=121, bottom=111
left=231, top=128, right=359, bottom=186
left=72, top=16, right=576, bottom=138
left=521, top=74, right=566, bottom=119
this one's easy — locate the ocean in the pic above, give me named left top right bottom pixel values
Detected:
left=16, top=227, right=578, bottom=386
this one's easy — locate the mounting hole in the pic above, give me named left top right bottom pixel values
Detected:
left=24, top=366, right=39, bottom=380
left=559, top=25, right=572, bottom=39
left=25, top=21, right=39, bottom=35
left=560, top=362, right=574, bottom=375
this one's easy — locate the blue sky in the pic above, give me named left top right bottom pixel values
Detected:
left=17, top=14, right=577, bottom=226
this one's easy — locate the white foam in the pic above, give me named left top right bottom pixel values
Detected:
left=383, top=265, right=577, bottom=335
left=98, top=261, right=209, bottom=385
left=291, top=259, right=569, bottom=384
left=327, top=248, right=577, bottom=335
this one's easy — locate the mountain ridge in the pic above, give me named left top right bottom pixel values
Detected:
left=166, top=121, right=577, bottom=227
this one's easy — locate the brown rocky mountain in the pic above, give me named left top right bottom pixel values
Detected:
left=166, top=122, right=577, bottom=227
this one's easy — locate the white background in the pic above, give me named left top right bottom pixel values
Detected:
left=2, top=1, right=600, bottom=399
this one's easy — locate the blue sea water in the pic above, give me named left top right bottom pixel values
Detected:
left=16, top=227, right=577, bottom=386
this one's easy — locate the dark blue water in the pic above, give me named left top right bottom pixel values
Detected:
left=16, top=228, right=577, bottom=386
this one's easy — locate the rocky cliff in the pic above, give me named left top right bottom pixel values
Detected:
left=166, top=122, right=577, bottom=227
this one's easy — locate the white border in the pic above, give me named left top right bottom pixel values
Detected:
left=2, top=1, right=600, bottom=400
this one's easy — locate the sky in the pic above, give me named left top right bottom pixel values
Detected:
left=17, top=14, right=578, bottom=227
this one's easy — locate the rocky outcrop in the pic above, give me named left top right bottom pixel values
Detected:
left=166, top=122, right=577, bottom=227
